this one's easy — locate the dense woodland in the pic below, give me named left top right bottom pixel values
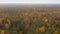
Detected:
left=0, top=6, right=60, bottom=34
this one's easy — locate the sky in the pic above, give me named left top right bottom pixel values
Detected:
left=0, top=0, right=60, bottom=4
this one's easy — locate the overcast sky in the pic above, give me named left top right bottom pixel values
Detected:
left=0, top=0, right=60, bottom=4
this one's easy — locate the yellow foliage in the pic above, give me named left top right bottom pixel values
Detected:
left=1, top=30, right=5, bottom=34
left=5, top=23, right=10, bottom=29
left=0, top=18, right=3, bottom=25
left=0, top=18, right=3, bottom=21
left=5, top=19, right=11, bottom=29
left=38, top=26, right=45, bottom=32
left=7, top=19, right=11, bottom=25
left=53, top=31, right=58, bottom=34
left=43, top=17, right=48, bottom=22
